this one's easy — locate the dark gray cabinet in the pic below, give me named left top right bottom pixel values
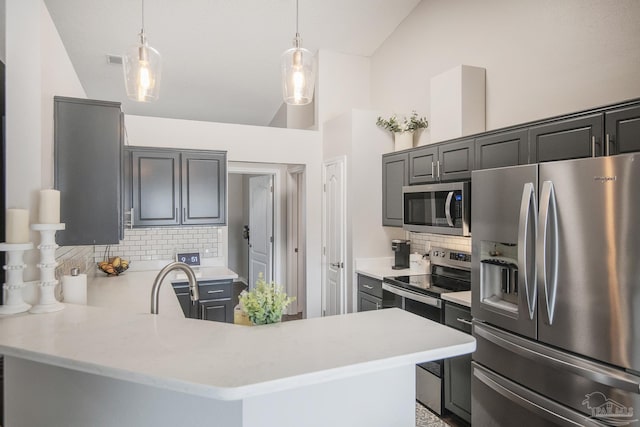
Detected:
left=132, top=150, right=181, bottom=227
left=605, top=104, right=640, bottom=155
left=173, top=279, right=234, bottom=323
left=475, top=129, right=528, bottom=170
left=54, top=97, right=122, bottom=246
left=127, top=147, right=227, bottom=227
left=439, top=139, right=474, bottom=181
left=181, top=152, right=226, bottom=225
left=357, top=273, right=383, bottom=312
left=409, top=140, right=474, bottom=184
left=529, top=113, right=604, bottom=163
left=382, top=152, right=408, bottom=227
left=444, top=302, right=472, bottom=423
left=409, top=146, right=438, bottom=184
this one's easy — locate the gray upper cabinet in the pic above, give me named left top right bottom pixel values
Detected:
left=439, top=139, right=474, bottom=181
left=475, top=129, right=528, bottom=170
left=127, top=147, right=227, bottom=227
left=605, top=104, right=640, bottom=155
left=54, top=97, right=122, bottom=246
left=529, top=113, right=604, bottom=163
left=181, top=152, right=226, bottom=225
left=408, top=139, right=474, bottom=184
left=408, top=146, right=438, bottom=184
left=132, top=150, right=181, bottom=227
left=382, top=152, right=408, bottom=227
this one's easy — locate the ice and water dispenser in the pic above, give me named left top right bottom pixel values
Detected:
left=479, top=241, right=519, bottom=314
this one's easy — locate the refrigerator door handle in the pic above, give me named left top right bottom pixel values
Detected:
left=517, top=183, right=537, bottom=320
left=474, top=323, right=640, bottom=393
left=445, top=191, right=454, bottom=227
left=473, top=363, right=605, bottom=427
left=538, top=181, right=559, bottom=325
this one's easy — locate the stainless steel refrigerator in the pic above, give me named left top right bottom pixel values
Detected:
left=471, top=153, right=640, bottom=426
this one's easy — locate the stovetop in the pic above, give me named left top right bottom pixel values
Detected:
left=383, top=273, right=470, bottom=298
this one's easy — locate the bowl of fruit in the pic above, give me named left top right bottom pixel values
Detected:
left=98, top=256, right=130, bottom=276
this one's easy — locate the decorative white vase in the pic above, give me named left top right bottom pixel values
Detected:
left=394, top=132, right=414, bottom=151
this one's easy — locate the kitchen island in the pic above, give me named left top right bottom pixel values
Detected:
left=0, top=272, right=475, bottom=427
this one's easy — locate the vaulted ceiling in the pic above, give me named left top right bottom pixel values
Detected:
left=44, top=0, right=420, bottom=126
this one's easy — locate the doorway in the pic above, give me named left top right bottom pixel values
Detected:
left=227, top=163, right=306, bottom=316
left=322, top=157, right=347, bottom=317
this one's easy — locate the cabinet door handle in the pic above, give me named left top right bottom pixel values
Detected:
left=207, top=289, right=225, bottom=294
left=436, top=160, right=441, bottom=179
left=591, top=136, right=596, bottom=157
left=175, top=208, right=178, bottom=221
left=183, top=207, right=187, bottom=221
left=431, top=161, right=435, bottom=178
left=130, top=208, right=134, bottom=229
left=605, top=133, right=611, bottom=156
left=375, top=302, right=380, bottom=309
left=363, top=284, right=374, bottom=290
left=456, top=317, right=473, bottom=326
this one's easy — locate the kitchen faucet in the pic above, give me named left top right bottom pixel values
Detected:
left=150, top=262, right=199, bottom=314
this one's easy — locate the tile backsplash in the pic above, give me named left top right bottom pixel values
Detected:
left=55, top=245, right=95, bottom=279
left=409, top=232, right=471, bottom=255
left=93, top=226, right=223, bottom=263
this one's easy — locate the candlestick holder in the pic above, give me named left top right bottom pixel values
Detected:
left=0, top=242, right=34, bottom=315
left=29, top=223, right=65, bottom=314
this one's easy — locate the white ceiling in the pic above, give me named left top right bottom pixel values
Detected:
left=43, top=0, right=420, bottom=126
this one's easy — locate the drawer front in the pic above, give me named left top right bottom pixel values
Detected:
left=198, top=280, right=232, bottom=299
left=358, top=292, right=382, bottom=312
left=357, top=274, right=382, bottom=298
left=445, top=302, right=472, bottom=334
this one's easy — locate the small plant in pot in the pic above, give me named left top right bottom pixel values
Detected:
left=239, top=273, right=295, bottom=325
left=376, top=111, right=428, bottom=150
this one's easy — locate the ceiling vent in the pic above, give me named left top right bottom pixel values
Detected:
left=106, top=55, right=123, bottom=65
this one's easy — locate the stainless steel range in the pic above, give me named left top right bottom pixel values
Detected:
left=383, top=247, right=471, bottom=415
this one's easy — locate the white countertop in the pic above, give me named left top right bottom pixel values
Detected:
left=441, top=291, right=472, bottom=308
left=170, top=266, right=238, bottom=283
left=0, top=305, right=475, bottom=401
left=355, top=257, right=430, bottom=281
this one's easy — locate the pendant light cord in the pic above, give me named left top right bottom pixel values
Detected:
left=296, top=0, right=299, bottom=35
left=142, top=0, right=145, bottom=31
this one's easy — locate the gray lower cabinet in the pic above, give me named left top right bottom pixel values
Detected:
left=357, top=274, right=383, bottom=311
left=408, top=140, right=474, bottom=184
left=529, top=113, right=604, bottom=163
left=126, top=147, right=227, bottom=227
left=444, top=302, right=472, bottom=423
left=54, top=96, right=123, bottom=246
left=475, top=129, right=528, bottom=170
left=605, top=104, right=640, bottom=155
left=172, top=279, right=234, bottom=323
left=382, top=152, right=409, bottom=227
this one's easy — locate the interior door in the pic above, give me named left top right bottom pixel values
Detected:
left=322, top=159, right=346, bottom=316
left=471, top=164, right=538, bottom=339
left=248, top=175, right=273, bottom=288
left=537, top=154, right=640, bottom=371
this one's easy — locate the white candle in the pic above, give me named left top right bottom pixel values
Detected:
left=6, top=209, right=30, bottom=243
left=39, top=189, right=60, bottom=224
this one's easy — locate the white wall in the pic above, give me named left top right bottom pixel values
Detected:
left=323, top=110, right=405, bottom=312
left=316, top=50, right=371, bottom=130
left=5, top=0, right=86, bottom=286
left=123, top=115, right=323, bottom=318
left=371, top=0, right=640, bottom=145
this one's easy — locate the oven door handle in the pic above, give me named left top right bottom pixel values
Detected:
left=382, top=282, right=442, bottom=308
left=445, top=191, right=454, bottom=227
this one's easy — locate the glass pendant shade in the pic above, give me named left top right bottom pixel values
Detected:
left=281, top=45, right=315, bottom=106
left=123, top=35, right=162, bottom=102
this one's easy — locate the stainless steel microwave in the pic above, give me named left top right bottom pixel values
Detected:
left=402, top=182, right=471, bottom=236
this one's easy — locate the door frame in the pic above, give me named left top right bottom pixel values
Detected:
left=287, top=166, right=306, bottom=316
left=227, top=164, right=281, bottom=289
left=321, top=156, right=347, bottom=316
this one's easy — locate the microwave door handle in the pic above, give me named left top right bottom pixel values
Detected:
left=445, top=191, right=454, bottom=227
left=517, top=183, right=537, bottom=320
left=537, top=181, right=559, bottom=325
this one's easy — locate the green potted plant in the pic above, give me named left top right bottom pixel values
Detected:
left=376, top=111, right=428, bottom=151
left=238, top=273, right=295, bottom=325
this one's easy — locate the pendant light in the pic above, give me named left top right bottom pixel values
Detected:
left=123, top=0, right=162, bottom=102
left=281, top=0, right=315, bottom=106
